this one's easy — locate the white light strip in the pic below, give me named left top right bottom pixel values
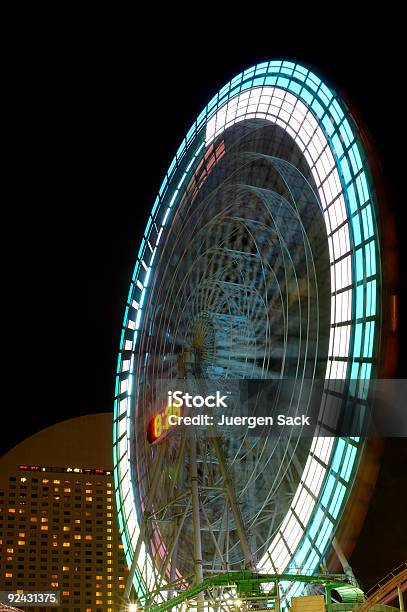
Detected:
left=205, top=86, right=351, bottom=570
left=114, top=65, right=377, bottom=600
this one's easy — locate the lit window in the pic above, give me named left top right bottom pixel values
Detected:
left=63, top=526, right=70, bottom=531
left=41, top=517, right=48, bottom=523
left=74, top=534, right=81, bottom=540
left=8, top=508, right=15, bottom=513
left=74, top=519, right=81, bottom=524
left=5, top=572, right=13, bottom=578
left=96, top=575, right=103, bottom=580
left=51, top=582, right=58, bottom=587
left=20, top=477, right=27, bottom=482
left=6, top=547, right=13, bottom=553
left=18, top=532, right=25, bottom=537
left=18, top=540, right=25, bottom=546
left=107, top=543, right=112, bottom=549
left=96, top=591, right=103, bottom=596
left=64, top=487, right=71, bottom=493
left=63, top=542, right=70, bottom=548
left=53, top=479, right=60, bottom=484
left=41, top=525, right=48, bottom=531
left=85, top=535, right=92, bottom=540
left=107, top=552, right=112, bottom=557
left=30, top=517, right=37, bottom=522
left=62, top=565, right=69, bottom=571
left=107, top=513, right=112, bottom=517
left=86, top=496, right=93, bottom=502
left=62, top=590, right=70, bottom=596
left=42, top=479, right=49, bottom=483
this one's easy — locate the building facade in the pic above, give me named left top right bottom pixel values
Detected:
left=0, top=414, right=128, bottom=611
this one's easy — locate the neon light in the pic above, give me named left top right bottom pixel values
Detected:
left=147, top=405, right=181, bottom=444
left=113, top=60, right=380, bottom=599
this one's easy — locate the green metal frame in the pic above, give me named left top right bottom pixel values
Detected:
left=142, top=571, right=358, bottom=611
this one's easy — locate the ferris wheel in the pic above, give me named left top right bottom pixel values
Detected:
left=113, top=60, right=396, bottom=609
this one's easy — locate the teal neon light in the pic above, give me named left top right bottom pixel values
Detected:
left=113, top=60, right=381, bottom=599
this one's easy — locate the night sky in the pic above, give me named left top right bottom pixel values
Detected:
left=8, top=28, right=406, bottom=590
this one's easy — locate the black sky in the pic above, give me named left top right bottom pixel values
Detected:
left=7, top=24, right=406, bottom=589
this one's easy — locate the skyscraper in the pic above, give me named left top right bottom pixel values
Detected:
left=0, top=414, right=128, bottom=611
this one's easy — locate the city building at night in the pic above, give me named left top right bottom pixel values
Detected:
left=0, top=414, right=128, bottom=611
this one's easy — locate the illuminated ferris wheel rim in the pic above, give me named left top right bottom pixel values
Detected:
left=113, top=60, right=380, bottom=602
